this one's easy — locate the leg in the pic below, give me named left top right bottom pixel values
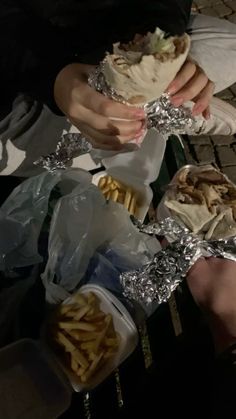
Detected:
left=188, top=14, right=236, bottom=93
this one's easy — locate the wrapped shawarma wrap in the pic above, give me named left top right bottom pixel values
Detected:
left=160, top=165, right=236, bottom=240
left=103, top=28, right=191, bottom=105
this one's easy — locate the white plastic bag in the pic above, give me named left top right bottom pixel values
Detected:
left=0, top=169, right=91, bottom=270
left=42, top=186, right=160, bottom=303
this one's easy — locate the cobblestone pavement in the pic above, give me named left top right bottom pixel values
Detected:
left=183, top=0, right=236, bottom=182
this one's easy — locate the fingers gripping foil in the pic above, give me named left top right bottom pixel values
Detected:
left=121, top=217, right=236, bottom=308
left=89, top=63, right=195, bottom=135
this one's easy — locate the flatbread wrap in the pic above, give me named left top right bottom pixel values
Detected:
left=163, top=165, right=236, bottom=240
left=103, top=28, right=191, bottom=105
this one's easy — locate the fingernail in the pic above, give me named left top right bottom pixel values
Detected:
left=167, top=84, right=176, bottom=95
left=171, top=97, right=183, bottom=107
left=205, top=109, right=211, bottom=120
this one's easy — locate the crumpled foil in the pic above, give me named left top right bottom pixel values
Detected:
left=120, top=217, right=236, bottom=308
left=34, top=133, right=92, bottom=171
left=88, top=62, right=195, bottom=135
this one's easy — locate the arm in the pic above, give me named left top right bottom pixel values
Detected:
left=187, top=258, right=236, bottom=414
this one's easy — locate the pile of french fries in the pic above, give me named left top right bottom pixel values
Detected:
left=51, top=291, right=120, bottom=384
left=98, top=175, right=138, bottom=216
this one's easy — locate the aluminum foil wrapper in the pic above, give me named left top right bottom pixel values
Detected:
left=121, top=217, right=236, bottom=308
left=34, top=133, right=92, bottom=172
left=88, top=62, right=195, bottom=135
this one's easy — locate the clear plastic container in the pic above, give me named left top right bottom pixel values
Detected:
left=0, top=339, right=71, bottom=419
left=48, top=284, right=139, bottom=392
left=0, top=284, right=138, bottom=417
left=92, top=170, right=152, bottom=222
left=92, top=130, right=167, bottom=221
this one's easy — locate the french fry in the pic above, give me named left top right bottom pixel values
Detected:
left=93, top=315, right=112, bottom=354
left=107, top=176, right=112, bottom=185
left=58, top=321, right=97, bottom=332
left=117, top=192, right=125, bottom=204
left=65, top=310, right=80, bottom=318
left=80, top=341, right=96, bottom=351
left=111, top=189, right=119, bottom=202
left=113, top=180, right=125, bottom=190
left=81, top=352, right=104, bottom=383
left=71, top=348, right=89, bottom=369
left=71, top=331, right=100, bottom=342
left=77, top=367, right=86, bottom=376
left=66, top=330, right=80, bottom=340
left=105, top=336, right=120, bottom=347
left=73, top=305, right=91, bottom=321
left=102, top=184, right=112, bottom=194
left=56, top=331, right=76, bottom=353
left=71, top=356, right=79, bottom=373
left=87, top=292, right=98, bottom=306
left=72, top=293, right=87, bottom=306
left=98, top=177, right=106, bottom=189
left=87, top=352, right=97, bottom=361
left=124, top=188, right=132, bottom=210
left=59, top=304, right=78, bottom=315
left=129, top=194, right=137, bottom=216
left=84, top=312, right=106, bottom=322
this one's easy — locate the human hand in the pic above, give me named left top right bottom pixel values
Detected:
left=187, top=258, right=236, bottom=353
left=167, top=60, right=215, bottom=120
left=54, top=63, right=145, bottom=150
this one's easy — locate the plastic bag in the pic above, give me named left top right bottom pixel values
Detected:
left=0, top=169, right=91, bottom=270
left=0, top=167, right=160, bottom=307
left=42, top=191, right=160, bottom=304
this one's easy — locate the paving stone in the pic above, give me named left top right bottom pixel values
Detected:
left=195, top=0, right=223, bottom=7
left=215, top=88, right=234, bottom=100
left=230, top=83, right=236, bottom=97
left=188, top=135, right=212, bottom=145
left=183, top=145, right=197, bottom=165
left=200, top=7, right=218, bottom=16
left=194, top=145, right=215, bottom=163
left=227, top=100, right=236, bottom=108
left=225, top=0, right=236, bottom=12
left=227, top=12, right=236, bottom=23
left=195, top=0, right=213, bottom=8
left=213, top=3, right=232, bottom=16
left=211, top=135, right=235, bottom=145
left=222, top=166, right=236, bottom=183
left=185, top=2, right=236, bottom=168
left=216, top=146, right=236, bottom=166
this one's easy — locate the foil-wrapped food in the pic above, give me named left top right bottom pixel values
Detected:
left=121, top=216, right=236, bottom=310
left=89, top=27, right=195, bottom=138
left=36, top=27, right=195, bottom=171
left=121, top=166, right=236, bottom=311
